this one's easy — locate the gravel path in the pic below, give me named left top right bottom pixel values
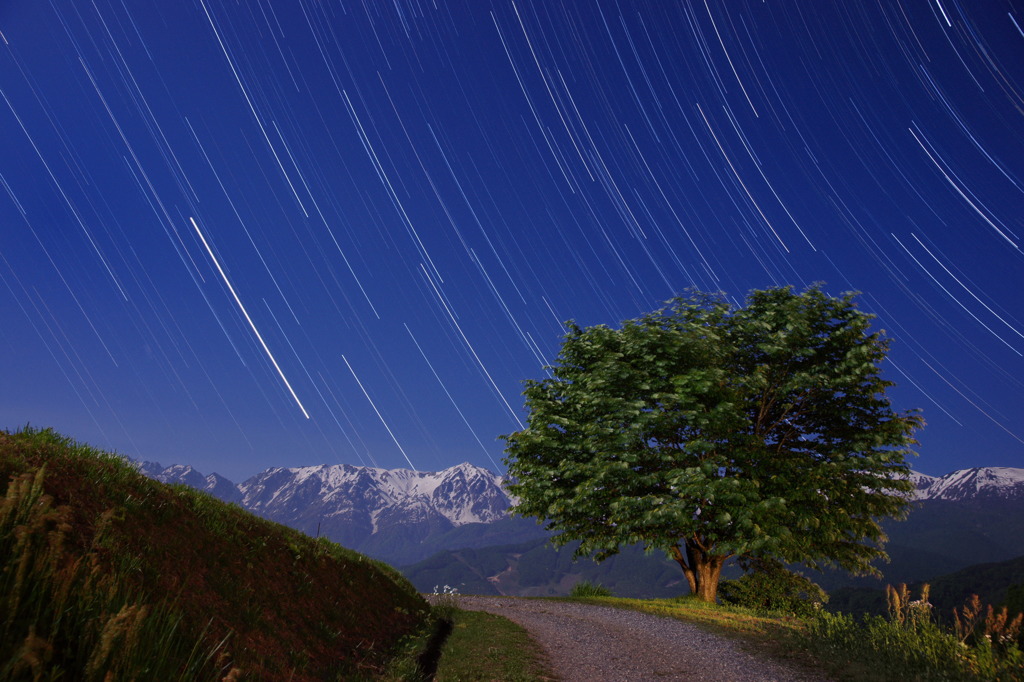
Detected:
left=458, top=596, right=830, bottom=682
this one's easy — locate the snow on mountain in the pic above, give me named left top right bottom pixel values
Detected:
left=204, top=472, right=244, bottom=503
left=137, top=458, right=1024, bottom=513
left=133, top=461, right=238, bottom=499
left=906, top=470, right=939, bottom=498
left=238, top=461, right=510, bottom=530
left=910, top=467, right=1024, bottom=502
left=132, top=458, right=513, bottom=560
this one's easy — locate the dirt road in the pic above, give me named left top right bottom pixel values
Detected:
left=458, top=596, right=829, bottom=682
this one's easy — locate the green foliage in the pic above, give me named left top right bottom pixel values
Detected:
left=718, top=559, right=827, bottom=618
left=1004, top=584, right=1024, bottom=645
left=502, top=286, right=921, bottom=601
left=806, top=610, right=974, bottom=680
left=570, top=580, right=613, bottom=597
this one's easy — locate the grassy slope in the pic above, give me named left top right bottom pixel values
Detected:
left=0, top=427, right=429, bottom=681
left=433, top=609, right=552, bottom=682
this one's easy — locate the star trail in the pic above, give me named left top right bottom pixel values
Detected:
left=1, top=1, right=1021, bottom=481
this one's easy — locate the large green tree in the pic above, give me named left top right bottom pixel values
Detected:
left=501, top=286, right=922, bottom=602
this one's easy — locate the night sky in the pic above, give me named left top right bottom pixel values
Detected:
left=2, top=1, right=1021, bottom=482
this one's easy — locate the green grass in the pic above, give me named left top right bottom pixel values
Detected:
left=433, top=609, right=552, bottom=681
left=562, top=594, right=805, bottom=635
left=1, top=426, right=430, bottom=681
left=378, top=600, right=554, bottom=682
left=569, top=579, right=612, bottom=597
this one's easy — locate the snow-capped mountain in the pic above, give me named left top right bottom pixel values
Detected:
left=135, top=459, right=515, bottom=562
left=238, top=461, right=510, bottom=540
left=135, top=461, right=243, bottom=503
left=910, top=467, right=1024, bottom=502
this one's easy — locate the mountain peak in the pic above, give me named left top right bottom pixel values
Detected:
left=235, top=461, right=511, bottom=534
left=441, top=461, right=493, bottom=473
left=911, top=466, right=1024, bottom=502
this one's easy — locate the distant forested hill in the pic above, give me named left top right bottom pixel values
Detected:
left=401, top=536, right=714, bottom=597
left=402, top=496, right=1024, bottom=601
left=828, top=554, right=1024, bottom=621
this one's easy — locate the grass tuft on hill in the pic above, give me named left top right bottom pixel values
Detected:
left=0, top=426, right=430, bottom=681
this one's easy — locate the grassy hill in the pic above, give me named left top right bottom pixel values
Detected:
left=0, top=427, right=429, bottom=680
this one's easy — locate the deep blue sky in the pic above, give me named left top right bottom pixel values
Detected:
left=2, top=1, right=1021, bottom=481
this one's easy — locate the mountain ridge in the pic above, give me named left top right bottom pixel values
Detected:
left=138, top=460, right=1024, bottom=507
left=135, top=460, right=1024, bottom=570
left=136, top=458, right=518, bottom=563
left=238, top=460, right=512, bottom=528
left=909, top=466, right=1024, bottom=501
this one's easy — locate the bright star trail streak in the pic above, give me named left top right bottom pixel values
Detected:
left=190, top=217, right=310, bottom=419
left=1, top=1, right=1021, bottom=481
left=342, top=354, right=416, bottom=471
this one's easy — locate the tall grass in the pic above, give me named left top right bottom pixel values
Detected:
left=0, top=466, right=228, bottom=680
left=803, top=584, right=1024, bottom=681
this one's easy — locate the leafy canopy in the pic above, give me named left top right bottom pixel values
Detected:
left=502, top=286, right=922, bottom=584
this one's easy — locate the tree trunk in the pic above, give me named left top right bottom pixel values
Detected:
left=670, top=545, right=697, bottom=594
left=670, top=540, right=726, bottom=602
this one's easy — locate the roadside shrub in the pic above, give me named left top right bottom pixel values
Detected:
left=803, top=584, right=1024, bottom=681
left=809, top=610, right=969, bottom=680
left=570, top=580, right=612, bottom=598
left=718, top=558, right=826, bottom=618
